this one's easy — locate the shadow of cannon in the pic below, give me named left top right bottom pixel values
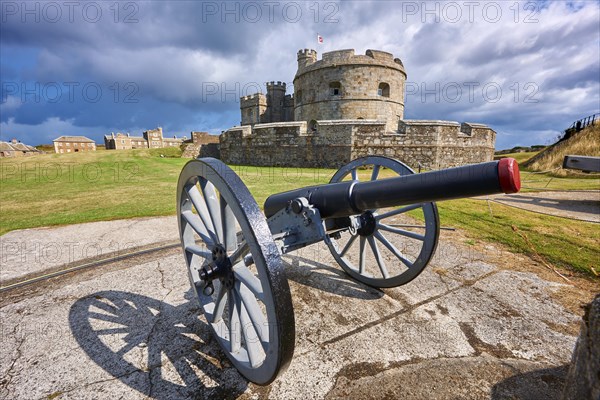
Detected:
left=69, top=290, right=248, bottom=399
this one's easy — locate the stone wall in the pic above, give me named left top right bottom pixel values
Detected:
left=220, top=122, right=352, bottom=168
left=220, top=119, right=495, bottom=170
left=562, top=295, right=600, bottom=400
left=358, top=120, right=494, bottom=169
left=191, top=131, right=219, bottom=145
left=181, top=132, right=220, bottom=158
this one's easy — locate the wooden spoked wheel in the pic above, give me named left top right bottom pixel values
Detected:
left=177, top=158, right=295, bottom=385
left=325, top=156, right=440, bottom=288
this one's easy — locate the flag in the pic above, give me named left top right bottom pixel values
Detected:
left=317, top=33, right=323, bottom=44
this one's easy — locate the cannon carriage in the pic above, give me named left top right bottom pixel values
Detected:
left=176, top=156, right=521, bottom=384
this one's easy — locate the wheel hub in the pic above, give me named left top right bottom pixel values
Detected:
left=356, top=211, right=377, bottom=236
left=198, top=244, right=234, bottom=295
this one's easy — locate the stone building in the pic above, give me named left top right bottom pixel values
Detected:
left=220, top=48, right=496, bottom=170
left=104, top=127, right=185, bottom=150
left=0, top=139, right=42, bottom=157
left=53, top=136, right=96, bottom=154
left=104, top=133, right=147, bottom=150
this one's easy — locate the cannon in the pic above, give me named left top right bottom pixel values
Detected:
left=176, top=156, right=521, bottom=384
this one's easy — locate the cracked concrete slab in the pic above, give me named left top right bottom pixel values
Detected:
left=0, top=218, right=596, bottom=399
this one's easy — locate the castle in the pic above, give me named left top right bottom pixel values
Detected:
left=219, top=49, right=496, bottom=170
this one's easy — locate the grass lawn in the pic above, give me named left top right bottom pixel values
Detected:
left=434, top=199, right=599, bottom=277
left=0, top=148, right=335, bottom=235
left=1, top=149, right=598, bottom=278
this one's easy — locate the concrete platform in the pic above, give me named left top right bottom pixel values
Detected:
left=1, top=213, right=596, bottom=399
left=1, top=216, right=179, bottom=285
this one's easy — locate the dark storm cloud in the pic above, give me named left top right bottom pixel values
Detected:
left=1, top=0, right=598, bottom=150
left=0, top=1, right=277, bottom=54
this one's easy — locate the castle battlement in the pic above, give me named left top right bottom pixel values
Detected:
left=297, top=48, right=317, bottom=56
left=240, top=93, right=267, bottom=108
left=241, top=93, right=263, bottom=101
left=365, top=49, right=393, bottom=61
left=322, top=49, right=355, bottom=61
left=266, top=81, right=286, bottom=89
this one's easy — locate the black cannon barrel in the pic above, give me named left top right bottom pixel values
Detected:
left=264, top=158, right=520, bottom=219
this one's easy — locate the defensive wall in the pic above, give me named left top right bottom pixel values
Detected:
left=220, top=119, right=495, bottom=170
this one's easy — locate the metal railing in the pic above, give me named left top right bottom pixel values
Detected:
left=567, top=113, right=598, bottom=132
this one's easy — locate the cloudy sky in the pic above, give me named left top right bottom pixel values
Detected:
left=1, top=0, right=598, bottom=149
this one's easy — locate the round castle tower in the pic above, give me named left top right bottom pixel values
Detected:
left=293, top=49, right=406, bottom=132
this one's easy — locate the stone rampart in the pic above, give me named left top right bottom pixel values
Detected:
left=220, top=119, right=495, bottom=169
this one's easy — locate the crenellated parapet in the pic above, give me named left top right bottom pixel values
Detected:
left=297, top=48, right=318, bottom=69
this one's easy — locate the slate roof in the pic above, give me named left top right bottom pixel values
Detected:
left=53, top=136, right=95, bottom=143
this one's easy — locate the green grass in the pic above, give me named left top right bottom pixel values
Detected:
left=0, top=149, right=334, bottom=235
left=1, top=148, right=187, bottom=234
left=434, top=199, right=599, bottom=277
left=495, top=151, right=541, bottom=164
left=1, top=150, right=598, bottom=278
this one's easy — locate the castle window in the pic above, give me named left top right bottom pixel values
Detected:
left=329, top=82, right=341, bottom=96
left=309, top=119, right=318, bottom=132
left=296, top=90, right=302, bottom=104
left=378, top=82, right=390, bottom=97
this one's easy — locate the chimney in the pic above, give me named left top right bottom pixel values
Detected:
left=111, top=132, right=115, bottom=138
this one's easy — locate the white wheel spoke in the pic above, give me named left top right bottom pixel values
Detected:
left=370, top=165, right=380, bottom=181
left=211, top=285, right=228, bottom=323
left=220, top=195, right=237, bottom=251
left=378, top=224, right=425, bottom=241
left=232, top=264, right=264, bottom=301
left=376, top=203, right=423, bottom=221
left=181, top=210, right=215, bottom=247
left=238, top=298, right=265, bottom=368
left=185, top=244, right=211, bottom=259
left=229, top=242, right=249, bottom=265
left=340, top=234, right=358, bottom=257
left=374, top=231, right=414, bottom=269
left=228, top=290, right=241, bottom=353
left=359, top=236, right=366, bottom=274
left=236, top=282, right=269, bottom=343
left=367, top=236, right=389, bottom=279
left=186, top=185, right=218, bottom=243
left=201, top=180, right=223, bottom=243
